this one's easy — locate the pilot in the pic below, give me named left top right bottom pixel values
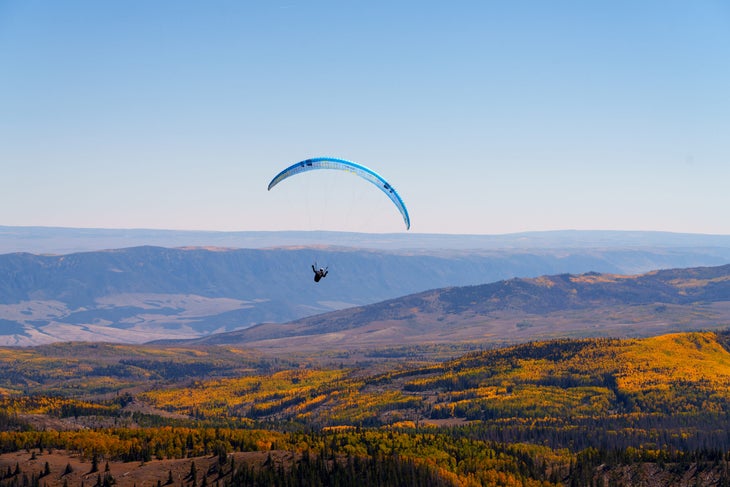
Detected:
left=312, top=264, right=328, bottom=282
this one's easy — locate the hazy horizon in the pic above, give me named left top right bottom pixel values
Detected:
left=3, top=225, right=730, bottom=257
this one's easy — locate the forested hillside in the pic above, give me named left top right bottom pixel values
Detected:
left=3, top=331, right=730, bottom=485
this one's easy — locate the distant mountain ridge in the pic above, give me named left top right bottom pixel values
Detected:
left=4, top=225, right=730, bottom=254
left=179, top=264, right=730, bottom=350
left=1, top=238, right=729, bottom=346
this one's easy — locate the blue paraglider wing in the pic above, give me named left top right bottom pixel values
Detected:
left=267, top=157, right=411, bottom=230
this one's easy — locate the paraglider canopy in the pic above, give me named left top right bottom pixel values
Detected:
left=267, top=157, right=410, bottom=230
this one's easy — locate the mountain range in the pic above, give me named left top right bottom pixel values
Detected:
left=165, top=263, right=730, bottom=351
left=4, top=226, right=730, bottom=254
left=0, top=244, right=728, bottom=347
left=1, top=227, right=729, bottom=346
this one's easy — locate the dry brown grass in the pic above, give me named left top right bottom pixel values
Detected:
left=0, top=449, right=278, bottom=487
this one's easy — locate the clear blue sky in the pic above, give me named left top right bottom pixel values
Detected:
left=2, top=1, right=729, bottom=235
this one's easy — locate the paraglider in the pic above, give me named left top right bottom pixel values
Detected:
left=267, top=157, right=411, bottom=230
left=268, top=157, right=410, bottom=283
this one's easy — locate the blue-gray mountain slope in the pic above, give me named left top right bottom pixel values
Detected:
left=1, top=240, right=729, bottom=345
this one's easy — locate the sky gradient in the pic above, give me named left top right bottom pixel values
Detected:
left=2, top=1, right=729, bottom=235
